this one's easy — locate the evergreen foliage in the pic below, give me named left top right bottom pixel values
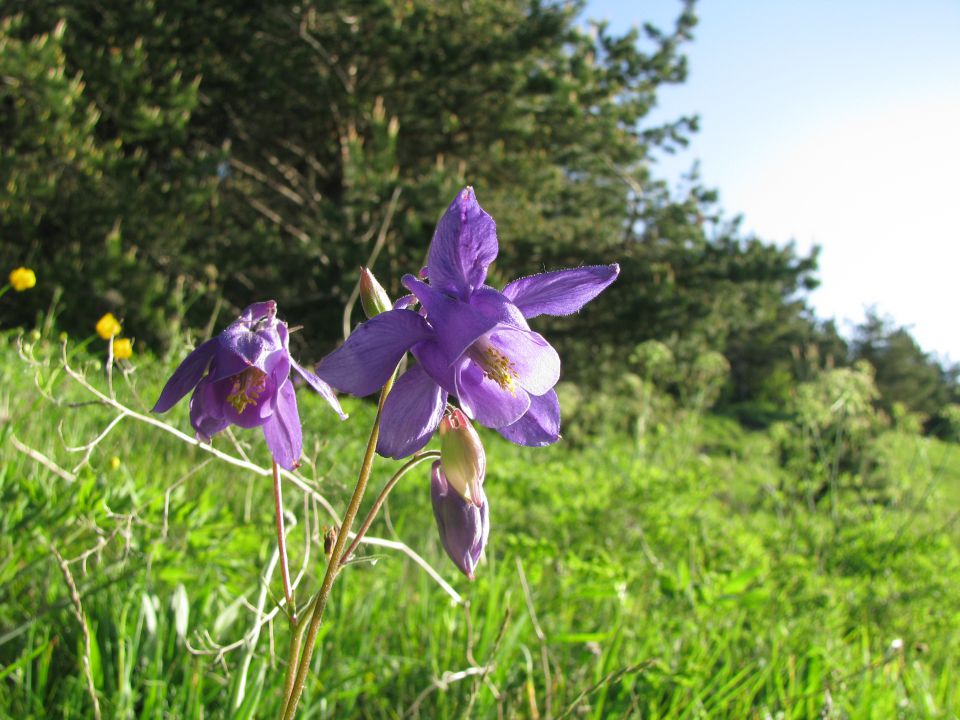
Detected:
left=1, top=0, right=955, bottom=420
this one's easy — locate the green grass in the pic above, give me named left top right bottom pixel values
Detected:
left=1, top=330, right=958, bottom=718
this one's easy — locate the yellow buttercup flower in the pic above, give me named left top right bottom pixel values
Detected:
left=9, top=267, right=36, bottom=292
left=96, top=312, right=122, bottom=339
left=112, top=337, right=133, bottom=360
left=109, top=456, right=121, bottom=470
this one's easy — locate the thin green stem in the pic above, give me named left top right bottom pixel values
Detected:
left=340, top=451, right=440, bottom=566
left=280, top=626, right=302, bottom=706
left=280, top=592, right=318, bottom=709
left=280, top=370, right=397, bottom=720
left=273, top=460, right=296, bottom=622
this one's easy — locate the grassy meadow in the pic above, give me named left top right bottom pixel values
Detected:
left=1, top=329, right=958, bottom=719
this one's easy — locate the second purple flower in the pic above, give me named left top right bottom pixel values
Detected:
left=153, top=301, right=346, bottom=470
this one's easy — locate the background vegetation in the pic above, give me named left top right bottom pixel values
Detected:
left=1, top=0, right=958, bottom=717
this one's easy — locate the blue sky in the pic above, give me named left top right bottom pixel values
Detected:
left=584, top=0, right=960, bottom=362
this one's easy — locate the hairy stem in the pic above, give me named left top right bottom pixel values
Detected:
left=280, top=370, right=397, bottom=719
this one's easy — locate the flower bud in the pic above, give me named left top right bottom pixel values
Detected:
left=359, top=267, right=392, bottom=318
left=439, top=409, right=485, bottom=507
left=431, top=461, right=489, bottom=579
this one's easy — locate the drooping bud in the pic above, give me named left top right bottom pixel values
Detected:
left=359, top=267, right=392, bottom=319
left=430, top=461, right=489, bottom=580
left=439, top=408, right=485, bottom=507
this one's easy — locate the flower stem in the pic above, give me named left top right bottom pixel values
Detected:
left=280, top=591, right=318, bottom=705
left=280, top=623, right=302, bottom=705
left=340, top=451, right=440, bottom=566
left=273, top=460, right=296, bottom=623
left=280, top=370, right=397, bottom=720
left=105, top=338, right=115, bottom=399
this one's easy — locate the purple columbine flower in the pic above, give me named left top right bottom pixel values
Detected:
left=316, top=187, right=619, bottom=459
left=153, top=300, right=346, bottom=470
left=430, top=460, right=489, bottom=580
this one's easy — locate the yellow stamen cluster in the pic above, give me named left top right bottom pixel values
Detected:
left=226, top=367, right=268, bottom=413
left=476, top=344, right=520, bottom=395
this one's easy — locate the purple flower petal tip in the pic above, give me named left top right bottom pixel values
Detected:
left=427, top=187, right=498, bottom=299
left=239, top=300, right=277, bottom=322
left=502, top=263, right=620, bottom=319
left=292, top=358, right=348, bottom=420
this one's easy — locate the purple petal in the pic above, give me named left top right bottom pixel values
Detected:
left=427, top=187, right=498, bottom=299
left=403, top=275, right=496, bottom=363
left=316, top=309, right=434, bottom=397
left=468, top=286, right=529, bottom=329
left=219, top=325, right=283, bottom=373
left=153, top=338, right=218, bottom=413
left=394, top=294, right=417, bottom=310
left=488, top=325, right=560, bottom=396
left=497, top=388, right=560, bottom=447
left=238, top=300, right=277, bottom=323
left=291, top=357, right=347, bottom=420
left=502, top=264, right=620, bottom=319
left=219, top=301, right=286, bottom=372
left=455, top=361, right=530, bottom=428
left=431, top=461, right=489, bottom=579
left=412, top=339, right=457, bottom=393
left=206, top=346, right=254, bottom=383
left=189, top=376, right=229, bottom=441
left=263, top=380, right=302, bottom=470
left=376, top=364, right=447, bottom=459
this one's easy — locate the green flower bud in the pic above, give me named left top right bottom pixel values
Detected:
left=359, top=267, right=392, bottom=318
left=439, top=408, right=486, bottom=507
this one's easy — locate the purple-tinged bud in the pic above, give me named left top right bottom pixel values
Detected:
left=430, top=461, right=489, bottom=580
left=439, top=409, right=485, bottom=507
left=359, top=267, right=392, bottom=319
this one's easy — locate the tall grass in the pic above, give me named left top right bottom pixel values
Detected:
left=1, top=330, right=957, bottom=718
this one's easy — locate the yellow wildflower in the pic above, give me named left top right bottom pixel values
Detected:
left=109, top=456, right=121, bottom=470
left=112, top=337, right=133, bottom=360
left=9, top=267, right=36, bottom=292
left=96, top=313, right=122, bottom=339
